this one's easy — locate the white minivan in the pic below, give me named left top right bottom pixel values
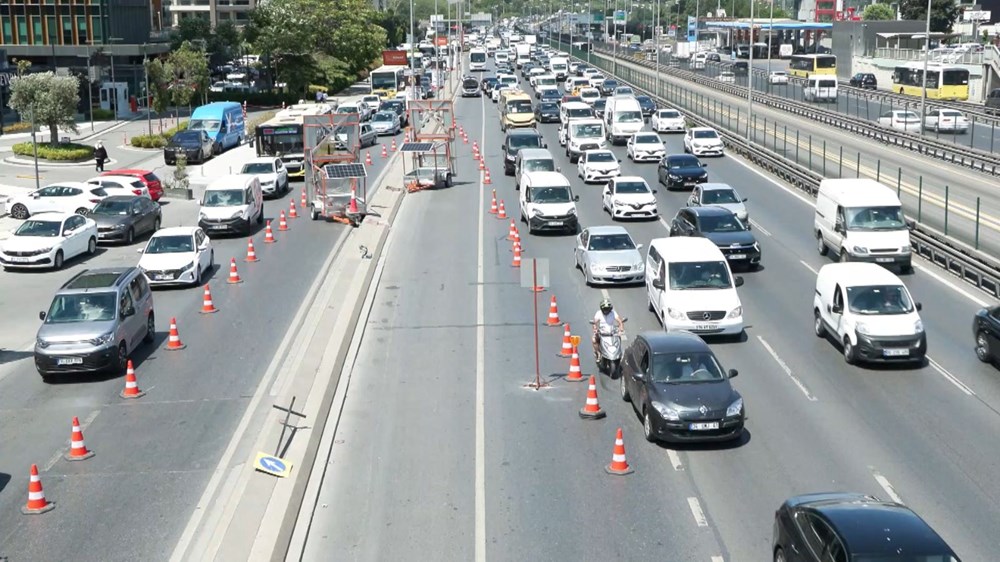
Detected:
left=645, top=237, right=745, bottom=338
left=814, top=178, right=912, bottom=272
left=813, top=262, right=926, bottom=365
left=198, top=174, right=264, bottom=235
left=519, top=171, right=579, bottom=235
left=804, top=75, right=838, bottom=102
left=604, top=96, right=645, bottom=145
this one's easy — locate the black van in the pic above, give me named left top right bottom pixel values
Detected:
left=733, top=61, right=749, bottom=75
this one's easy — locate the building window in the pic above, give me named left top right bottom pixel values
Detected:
left=62, top=15, right=71, bottom=44
left=32, top=17, right=42, bottom=43
left=46, top=15, right=57, bottom=44
left=16, top=15, right=27, bottom=43
left=91, top=15, right=102, bottom=41
left=76, top=15, right=86, bottom=43
left=2, top=18, right=12, bottom=44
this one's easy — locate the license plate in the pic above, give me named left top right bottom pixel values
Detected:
left=693, top=324, right=716, bottom=331
left=9, top=256, right=29, bottom=263
left=727, top=254, right=746, bottom=260
left=57, top=357, right=83, bottom=365
left=875, top=257, right=894, bottom=263
left=690, top=422, right=719, bottom=430
left=209, top=225, right=227, bottom=230
left=884, top=348, right=910, bottom=357
left=155, top=274, right=172, bottom=281
left=684, top=181, right=696, bottom=186
left=548, top=221, right=563, bottom=226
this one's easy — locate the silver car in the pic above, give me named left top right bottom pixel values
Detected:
left=370, top=111, right=401, bottom=136
left=574, top=226, right=645, bottom=286
left=686, top=183, right=749, bottom=223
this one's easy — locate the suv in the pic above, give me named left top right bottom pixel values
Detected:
left=502, top=129, right=546, bottom=175
left=849, top=72, right=877, bottom=89
left=34, top=267, right=155, bottom=380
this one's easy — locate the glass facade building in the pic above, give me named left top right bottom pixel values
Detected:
left=0, top=0, right=109, bottom=47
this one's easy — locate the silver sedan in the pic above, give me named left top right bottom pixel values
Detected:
left=574, top=225, right=645, bottom=286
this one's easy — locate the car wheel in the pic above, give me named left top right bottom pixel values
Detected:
left=115, top=341, right=129, bottom=375
left=75, top=207, right=90, bottom=216
left=814, top=309, right=825, bottom=337
left=620, top=375, right=630, bottom=402
left=976, top=331, right=992, bottom=363
left=152, top=218, right=161, bottom=233
left=126, top=227, right=135, bottom=245
left=86, top=237, right=97, bottom=255
left=257, top=205, right=264, bottom=225
left=816, top=233, right=828, bottom=256
left=643, top=408, right=655, bottom=442
left=143, top=312, right=156, bottom=344
left=774, top=547, right=787, bottom=562
left=53, top=250, right=64, bottom=270
left=839, top=248, right=850, bottom=262
left=10, top=203, right=28, bottom=219
left=843, top=336, right=857, bottom=365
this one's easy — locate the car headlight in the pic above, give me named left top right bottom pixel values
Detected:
left=667, top=307, right=685, bottom=320
left=726, top=397, right=744, bottom=417
left=35, top=337, right=50, bottom=349
left=36, top=247, right=54, bottom=254
left=568, top=207, right=577, bottom=215
left=231, top=211, right=245, bottom=220
left=856, top=322, right=870, bottom=336
left=652, top=401, right=680, bottom=421
left=181, top=261, right=195, bottom=272
left=198, top=211, right=207, bottom=220
left=111, top=223, right=127, bottom=231
left=634, top=261, right=644, bottom=271
left=88, top=332, right=115, bottom=346
left=728, top=306, right=743, bottom=318
left=901, top=246, right=911, bottom=254
left=852, top=246, right=869, bottom=255
left=613, top=199, right=624, bottom=206
left=668, top=174, right=680, bottom=180
left=530, top=208, right=543, bottom=217
left=753, top=241, right=760, bottom=252
left=914, top=319, right=924, bottom=333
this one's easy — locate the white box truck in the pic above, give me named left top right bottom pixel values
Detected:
left=516, top=44, right=531, bottom=68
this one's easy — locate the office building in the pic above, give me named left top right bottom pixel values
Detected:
left=168, top=0, right=256, bottom=27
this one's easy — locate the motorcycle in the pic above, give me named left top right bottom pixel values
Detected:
left=591, top=317, right=628, bottom=377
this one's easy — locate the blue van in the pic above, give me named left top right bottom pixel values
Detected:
left=189, top=102, right=245, bottom=153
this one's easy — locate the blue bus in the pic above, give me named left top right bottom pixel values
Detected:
left=189, top=102, right=246, bottom=153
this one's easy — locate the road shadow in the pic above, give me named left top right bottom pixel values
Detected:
left=0, top=349, right=32, bottom=366
left=0, top=472, right=9, bottom=495
left=41, top=329, right=168, bottom=384
left=657, top=427, right=752, bottom=451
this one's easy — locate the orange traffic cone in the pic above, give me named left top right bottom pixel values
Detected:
left=513, top=226, right=521, bottom=244
left=120, top=360, right=145, bottom=399
left=489, top=190, right=498, bottom=214
left=278, top=211, right=288, bottom=231
left=472, top=140, right=479, bottom=153
left=245, top=238, right=259, bottom=262
left=605, top=428, right=634, bottom=475
left=200, top=285, right=218, bottom=314
left=497, top=200, right=507, bottom=220
left=579, top=376, right=607, bottom=419
left=462, top=134, right=469, bottom=144
left=511, top=242, right=522, bottom=268
left=546, top=295, right=561, bottom=326
left=507, top=220, right=518, bottom=241
left=227, top=258, right=243, bottom=284
left=166, top=317, right=186, bottom=350
left=390, top=138, right=397, bottom=152
left=349, top=187, right=360, bottom=214
left=288, top=199, right=298, bottom=219
left=264, top=221, right=276, bottom=243
left=365, top=151, right=373, bottom=165
left=300, top=189, right=307, bottom=208
left=558, top=323, right=573, bottom=357
left=65, top=416, right=95, bottom=461
left=566, top=344, right=584, bottom=381
left=21, top=464, right=54, bottom=514
left=381, top=144, right=388, bottom=158
left=484, top=168, right=492, bottom=184
left=479, top=158, right=485, bottom=170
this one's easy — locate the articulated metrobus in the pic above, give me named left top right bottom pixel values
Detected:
left=788, top=54, right=837, bottom=78
left=370, top=65, right=409, bottom=98
left=254, top=103, right=334, bottom=179
left=892, top=63, right=970, bottom=101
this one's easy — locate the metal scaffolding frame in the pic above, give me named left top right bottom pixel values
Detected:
left=302, top=112, right=368, bottom=225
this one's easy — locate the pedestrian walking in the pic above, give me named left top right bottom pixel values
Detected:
left=94, top=141, right=108, bottom=172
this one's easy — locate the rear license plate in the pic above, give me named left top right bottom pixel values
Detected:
left=884, top=348, right=910, bottom=357
left=209, top=225, right=227, bottom=230
left=690, top=422, right=719, bottom=430
left=875, top=257, right=894, bottom=263
left=548, top=221, right=563, bottom=226
left=727, top=254, right=746, bottom=260
left=693, top=324, right=716, bottom=331
left=57, top=357, right=83, bottom=365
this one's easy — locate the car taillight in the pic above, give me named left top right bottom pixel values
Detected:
left=133, top=189, right=143, bottom=195
left=89, top=199, right=101, bottom=203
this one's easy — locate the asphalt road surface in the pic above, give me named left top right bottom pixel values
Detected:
left=296, top=58, right=1000, bottom=561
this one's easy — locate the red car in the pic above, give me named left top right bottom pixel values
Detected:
left=102, top=169, right=164, bottom=201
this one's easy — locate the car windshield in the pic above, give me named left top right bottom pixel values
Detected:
left=145, top=234, right=194, bottom=254
left=44, top=292, right=117, bottom=323
left=463, top=79, right=479, bottom=88
left=242, top=163, right=274, bottom=174
left=203, top=189, right=245, bottom=206
left=530, top=186, right=572, bottom=203
left=526, top=159, right=556, bottom=172
left=616, top=181, right=649, bottom=194
left=659, top=110, right=680, bottom=118
left=616, top=88, right=634, bottom=95
left=604, top=80, right=618, bottom=88
left=651, top=351, right=726, bottom=383
left=699, top=214, right=747, bottom=232
left=509, top=135, right=542, bottom=149
left=637, top=97, right=654, bottom=108
left=540, top=103, right=558, bottom=111
left=845, top=206, right=906, bottom=231
left=571, top=123, right=602, bottom=137
left=588, top=152, right=616, bottom=163
left=92, top=200, right=133, bottom=216
left=581, top=90, right=599, bottom=98
left=338, top=106, right=359, bottom=114
left=588, top=233, right=636, bottom=251
left=617, top=111, right=643, bottom=123
left=694, top=129, right=719, bottom=139
left=668, top=156, right=702, bottom=169
left=373, top=112, right=395, bottom=122
left=846, top=284, right=915, bottom=315
left=702, top=189, right=740, bottom=204
left=507, top=100, right=533, bottom=113
left=173, top=131, right=202, bottom=144
left=15, top=220, right=62, bottom=237
left=567, top=108, right=594, bottom=119
left=189, top=119, right=221, bottom=132
left=668, top=261, right=732, bottom=289
left=635, top=134, right=660, bottom=144
left=594, top=99, right=607, bottom=109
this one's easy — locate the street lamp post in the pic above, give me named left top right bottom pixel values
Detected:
left=746, top=0, right=754, bottom=142
left=107, top=37, right=124, bottom=124
left=918, top=0, right=932, bottom=138
left=655, top=0, right=661, bottom=97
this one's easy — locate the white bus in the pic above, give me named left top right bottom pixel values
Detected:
left=370, top=65, right=409, bottom=96
left=470, top=48, right=488, bottom=71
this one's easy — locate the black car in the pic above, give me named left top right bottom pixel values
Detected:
left=669, top=206, right=761, bottom=270
left=593, top=98, right=608, bottom=119
left=521, top=62, right=535, bottom=78
left=90, top=195, right=162, bottom=244
left=849, top=72, right=878, bottom=89
left=575, top=63, right=591, bottom=77
left=773, top=493, right=959, bottom=562
left=600, top=79, right=619, bottom=96
left=535, top=101, right=560, bottom=123
left=502, top=129, right=546, bottom=175
left=481, top=76, right=499, bottom=94
left=706, top=52, right=721, bottom=62
left=540, top=89, right=561, bottom=103
left=732, top=61, right=749, bottom=75
left=380, top=99, right=408, bottom=126
left=462, top=76, right=482, bottom=97
left=164, top=130, right=213, bottom=165
left=658, top=154, right=708, bottom=189
left=619, top=331, right=744, bottom=443
left=974, top=304, right=1000, bottom=365
left=636, top=95, right=656, bottom=119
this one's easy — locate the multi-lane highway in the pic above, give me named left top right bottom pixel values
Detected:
left=294, top=58, right=1000, bottom=560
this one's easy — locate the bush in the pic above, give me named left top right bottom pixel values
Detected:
left=308, top=85, right=329, bottom=94
left=91, top=108, right=114, bottom=120
left=12, top=142, right=94, bottom=161
left=163, top=121, right=188, bottom=139
left=130, top=135, right=168, bottom=149
left=5, top=122, right=36, bottom=134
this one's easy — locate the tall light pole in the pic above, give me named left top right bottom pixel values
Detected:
left=746, top=0, right=754, bottom=142
left=410, top=0, right=417, bottom=100
left=918, top=0, right=932, bottom=137
left=655, top=0, right=661, bottom=96
left=107, top=37, right=123, bottom=123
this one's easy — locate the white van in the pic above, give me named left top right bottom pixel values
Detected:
left=604, top=96, right=645, bottom=145
left=495, top=51, right=510, bottom=65
left=559, top=101, right=595, bottom=125
left=813, top=263, right=926, bottom=365
left=514, top=148, right=557, bottom=190
left=565, top=118, right=606, bottom=163
left=564, top=76, right=590, bottom=92
left=804, top=75, right=838, bottom=102
left=814, top=178, right=912, bottom=272
left=198, top=174, right=264, bottom=234
left=519, top=171, right=579, bottom=234
left=549, top=56, right=569, bottom=79
left=644, top=237, right=745, bottom=338
left=530, top=73, right=557, bottom=88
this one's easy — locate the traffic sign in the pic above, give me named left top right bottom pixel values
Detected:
left=254, top=452, right=293, bottom=478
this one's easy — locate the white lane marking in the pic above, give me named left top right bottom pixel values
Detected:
left=913, top=263, right=988, bottom=307
left=799, top=260, right=818, bottom=274
left=658, top=216, right=671, bottom=231
left=757, top=335, right=818, bottom=402
left=44, top=408, right=101, bottom=471
left=600, top=288, right=610, bottom=299
left=475, top=89, right=487, bottom=562
left=666, top=449, right=684, bottom=471
left=749, top=219, right=771, bottom=237
left=711, top=557, right=725, bottom=562
left=872, top=470, right=904, bottom=504
left=928, top=356, right=975, bottom=396
left=687, top=497, right=710, bottom=527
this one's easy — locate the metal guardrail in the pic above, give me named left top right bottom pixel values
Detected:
left=564, top=47, right=1000, bottom=298
left=592, top=47, right=1000, bottom=178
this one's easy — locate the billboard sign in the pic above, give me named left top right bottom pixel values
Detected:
left=614, top=9, right=626, bottom=23
left=963, top=9, right=991, bottom=21
left=686, top=15, right=697, bottom=42
left=382, top=50, right=408, bottom=66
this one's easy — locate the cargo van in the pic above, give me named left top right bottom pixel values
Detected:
left=198, top=174, right=264, bottom=234
left=565, top=118, right=606, bottom=163
left=804, top=75, right=838, bottom=102
left=501, top=91, right=536, bottom=130
left=518, top=171, right=579, bottom=234
left=189, top=102, right=246, bottom=153
left=813, top=263, right=925, bottom=365
left=515, top=148, right=557, bottom=190
left=814, top=178, right=912, bottom=272
left=604, top=96, right=645, bottom=145
left=549, top=56, right=569, bottom=79
left=644, top=237, right=745, bottom=338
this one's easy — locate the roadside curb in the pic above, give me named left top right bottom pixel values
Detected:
left=1, top=156, right=119, bottom=169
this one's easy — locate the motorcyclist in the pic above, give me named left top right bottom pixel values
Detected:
left=593, top=297, right=626, bottom=362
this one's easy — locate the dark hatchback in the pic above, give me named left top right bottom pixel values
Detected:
left=773, top=492, right=960, bottom=562
left=658, top=154, right=708, bottom=189
left=669, top=206, right=761, bottom=270
left=535, top=101, right=560, bottom=123
left=849, top=72, right=878, bottom=89
left=620, top=331, right=745, bottom=443
left=593, top=98, right=608, bottom=118
left=91, top=195, right=162, bottom=244
left=636, top=95, right=657, bottom=119
left=502, top=129, right=546, bottom=175
left=462, top=77, right=482, bottom=97
left=164, top=130, right=214, bottom=165
left=973, top=304, right=1000, bottom=365
left=599, top=79, right=619, bottom=96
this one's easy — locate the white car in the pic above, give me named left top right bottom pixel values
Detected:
left=370, top=110, right=402, bottom=135
left=684, top=127, right=725, bottom=157
left=240, top=157, right=289, bottom=197
left=603, top=176, right=658, bottom=220
left=4, top=183, right=108, bottom=220
left=588, top=75, right=606, bottom=89
left=359, top=95, right=381, bottom=118
left=492, top=84, right=514, bottom=102
left=924, top=108, right=969, bottom=133
left=87, top=176, right=150, bottom=198
left=687, top=183, right=749, bottom=222
left=578, top=87, right=601, bottom=106
left=719, top=71, right=735, bottom=83
left=651, top=109, right=685, bottom=133
left=582, top=68, right=601, bottom=77
left=768, top=70, right=789, bottom=85
left=138, top=226, right=215, bottom=288
left=577, top=149, right=621, bottom=183
left=626, top=132, right=667, bottom=162
left=0, top=212, right=98, bottom=270
left=878, top=110, right=921, bottom=133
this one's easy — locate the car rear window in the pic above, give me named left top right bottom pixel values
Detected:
left=89, top=187, right=108, bottom=197
left=143, top=173, right=160, bottom=183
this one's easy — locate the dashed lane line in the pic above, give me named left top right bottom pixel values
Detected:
left=687, top=496, right=710, bottom=527
left=872, top=469, right=905, bottom=504
left=756, top=335, right=818, bottom=402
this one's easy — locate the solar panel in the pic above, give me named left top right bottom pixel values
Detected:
left=400, top=142, right=435, bottom=153
left=323, top=163, right=368, bottom=179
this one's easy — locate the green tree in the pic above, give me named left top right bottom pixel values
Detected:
left=7, top=71, right=80, bottom=143
left=899, top=0, right=960, bottom=32
left=170, top=18, right=213, bottom=51
left=145, top=58, right=173, bottom=124
left=862, top=2, right=896, bottom=20
left=168, top=41, right=210, bottom=109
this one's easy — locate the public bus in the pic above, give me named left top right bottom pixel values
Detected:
left=788, top=54, right=837, bottom=78
left=891, top=62, right=970, bottom=101
left=254, top=103, right=334, bottom=179
left=470, top=47, right=488, bottom=71
left=370, top=65, right=409, bottom=98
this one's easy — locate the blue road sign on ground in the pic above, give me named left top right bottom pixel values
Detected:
left=254, top=452, right=293, bottom=477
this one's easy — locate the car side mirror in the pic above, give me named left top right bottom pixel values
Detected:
left=652, top=190, right=658, bottom=194
left=702, top=163, right=708, bottom=167
left=573, top=195, right=580, bottom=202
left=542, top=142, right=548, bottom=148
left=136, top=247, right=144, bottom=254
left=831, top=303, right=843, bottom=314
left=32, top=194, right=40, bottom=199
left=728, top=368, right=739, bottom=378
left=652, top=278, right=665, bottom=290
left=618, top=158, right=622, bottom=163
left=39, top=311, right=46, bottom=321
left=906, top=220, right=915, bottom=231
left=742, top=197, right=748, bottom=202
left=915, top=302, right=922, bottom=311
left=734, top=276, right=745, bottom=287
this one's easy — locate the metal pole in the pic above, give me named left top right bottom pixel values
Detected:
left=655, top=0, right=660, bottom=96
left=767, top=0, right=773, bottom=75
left=410, top=0, right=416, bottom=101
left=918, top=0, right=931, bottom=138
left=143, top=44, right=151, bottom=136
left=30, top=107, right=40, bottom=191
left=110, top=50, right=117, bottom=123
left=944, top=185, right=949, bottom=235
left=533, top=260, right=541, bottom=388
left=746, top=0, right=754, bottom=142
left=86, top=46, right=94, bottom=131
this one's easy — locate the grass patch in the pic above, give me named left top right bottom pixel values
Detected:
left=12, top=142, right=94, bottom=161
